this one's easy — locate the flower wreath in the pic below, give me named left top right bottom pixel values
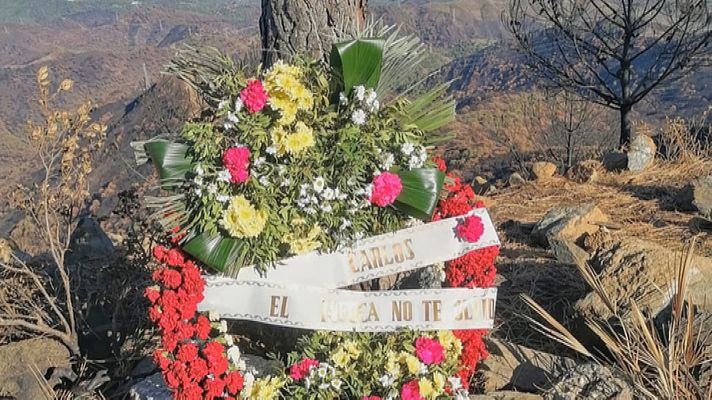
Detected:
left=139, top=32, right=499, bottom=400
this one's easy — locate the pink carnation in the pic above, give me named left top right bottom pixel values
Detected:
left=223, top=146, right=250, bottom=184
left=415, top=337, right=445, bottom=365
left=240, top=80, right=268, bottom=113
left=401, top=379, right=424, bottom=400
left=289, top=357, right=320, bottom=380
left=369, top=172, right=402, bottom=207
left=456, top=215, right=485, bottom=243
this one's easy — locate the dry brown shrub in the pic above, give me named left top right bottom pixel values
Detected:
left=657, top=107, right=712, bottom=162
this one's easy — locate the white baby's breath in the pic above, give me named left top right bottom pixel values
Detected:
left=351, top=109, right=367, bottom=126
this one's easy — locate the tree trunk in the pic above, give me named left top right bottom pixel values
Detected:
left=259, top=0, right=368, bottom=68
left=619, top=104, right=633, bottom=148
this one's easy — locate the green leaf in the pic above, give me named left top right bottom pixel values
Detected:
left=330, top=38, right=384, bottom=96
left=399, top=83, right=456, bottom=134
left=144, top=140, right=193, bottom=182
left=393, top=168, right=445, bottom=221
left=182, top=231, right=245, bottom=274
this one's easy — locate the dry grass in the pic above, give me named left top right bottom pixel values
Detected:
left=488, top=159, right=712, bottom=255
left=523, top=240, right=712, bottom=399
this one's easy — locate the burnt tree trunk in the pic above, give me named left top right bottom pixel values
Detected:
left=259, top=0, right=368, bottom=67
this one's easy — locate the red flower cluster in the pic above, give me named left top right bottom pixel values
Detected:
left=431, top=159, right=499, bottom=390
left=147, top=245, right=245, bottom=400
left=222, top=146, right=250, bottom=184
left=240, top=79, right=269, bottom=113
left=289, top=357, right=320, bottom=380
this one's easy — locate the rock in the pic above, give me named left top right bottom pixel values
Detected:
left=532, top=204, right=609, bottom=267
left=478, top=338, right=577, bottom=393
left=576, top=238, right=712, bottom=320
left=602, top=151, right=628, bottom=171
left=131, top=357, right=157, bottom=378
left=531, top=162, right=557, bottom=181
left=129, top=372, right=171, bottom=400
left=567, top=160, right=601, bottom=184
left=473, top=176, right=492, bottom=195
left=681, top=175, right=712, bottom=216
left=544, top=363, right=633, bottom=400
left=470, top=391, right=543, bottom=400
left=0, top=338, right=72, bottom=400
left=67, top=216, right=115, bottom=264
left=627, top=135, right=656, bottom=171
left=508, top=173, right=526, bottom=187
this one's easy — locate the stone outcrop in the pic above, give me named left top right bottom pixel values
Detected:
left=0, top=338, right=72, bottom=400
left=544, top=363, right=633, bottom=400
left=531, top=162, right=557, bottom=181
left=627, top=135, right=656, bottom=171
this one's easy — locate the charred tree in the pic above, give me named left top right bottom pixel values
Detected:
left=260, top=0, right=368, bottom=68
left=506, top=0, right=712, bottom=147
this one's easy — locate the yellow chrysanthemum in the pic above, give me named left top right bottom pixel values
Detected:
left=438, top=330, right=462, bottom=357
left=401, top=352, right=421, bottom=375
left=284, top=130, right=314, bottom=154
left=220, top=195, right=267, bottom=238
left=331, top=349, right=350, bottom=369
left=263, top=60, right=313, bottom=126
left=418, top=378, right=436, bottom=399
left=249, top=377, right=282, bottom=400
left=433, top=372, right=446, bottom=393
left=385, top=350, right=401, bottom=377
left=344, top=340, right=361, bottom=358
left=284, top=224, right=322, bottom=255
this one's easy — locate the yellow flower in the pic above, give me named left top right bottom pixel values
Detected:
left=419, top=378, right=436, bottom=399
left=220, top=195, right=267, bottom=238
left=433, top=372, right=446, bottom=393
left=401, top=352, right=421, bottom=375
left=331, top=349, right=350, bottom=369
left=284, top=224, right=322, bottom=255
left=344, top=340, right=361, bottom=358
left=263, top=61, right=313, bottom=126
left=438, top=330, right=462, bottom=357
left=249, top=377, right=282, bottom=400
left=385, top=350, right=401, bottom=377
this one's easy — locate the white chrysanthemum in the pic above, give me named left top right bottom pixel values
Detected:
left=354, top=231, right=364, bottom=240
left=208, top=310, right=220, bottom=321
left=243, top=372, right=255, bottom=392
left=448, top=376, right=463, bottom=391
left=266, top=146, right=277, bottom=155
left=339, top=92, right=349, bottom=106
left=354, top=85, right=366, bottom=101
left=224, top=334, right=234, bottom=347
left=216, top=194, right=230, bottom=203
left=380, top=152, right=395, bottom=170
left=194, top=164, right=205, bottom=176
left=330, top=378, right=342, bottom=390
left=254, top=156, right=266, bottom=167
left=368, top=99, right=380, bottom=113
left=227, top=112, right=239, bottom=124
left=219, top=320, right=228, bottom=333
left=455, top=390, right=470, bottom=400
left=217, top=169, right=232, bottom=183
left=351, top=109, right=367, bottom=126
left=419, top=362, right=428, bottom=375
left=280, top=178, right=291, bottom=187
left=321, top=204, right=333, bottom=213
left=207, top=183, right=218, bottom=195
left=313, top=176, right=326, bottom=193
left=193, top=176, right=204, bottom=186
left=259, top=176, right=270, bottom=186
left=227, top=345, right=241, bottom=365
left=234, top=98, right=244, bottom=113
left=322, top=187, right=335, bottom=200
left=401, top=142, right=415, bottom=156
left=223, top=122, right=234, bottom=130
left=218, top=99, right=229, bottom=110
left=340, top=218, right=352, bottom=230
left=194, top=187, right=202, bottom=197
left=379, top=374, right=394, bottom=388
left=304, top=207, right=317, bottom=215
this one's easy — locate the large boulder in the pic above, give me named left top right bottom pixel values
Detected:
left=67, top=216, right=115, bottom=265
left=543, top=363, right=633, bottom=400
left=508, top=172, right=526, bottom=187
left=602, top=151, right=628, bottom=171
left=576, top=238, right=712, bottom=320
left=0, top=338, right=72, bottom=400
left=478, top=338, right=577, bottom=393
left=627, top=135, right=656, bottom=171
left=531, top=162, right=557, bottom=181
left=532, top=204, right=609, bottom=267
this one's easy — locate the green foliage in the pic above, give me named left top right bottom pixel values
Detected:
left=330, top=38, right=385, bottom=96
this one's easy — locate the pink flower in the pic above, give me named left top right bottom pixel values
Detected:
left=289, top=357, right=320, bottom=380
left=456, top=215, right=485, bottom=243
left=240, top=80, right=268, bottom=113
left=401, top=379, right=424, bottom=400
left=415, top=337, right=445, bottom=365
left=223, top=146, right=250, bottom=184
left=369, top=172, right=402, bottom=207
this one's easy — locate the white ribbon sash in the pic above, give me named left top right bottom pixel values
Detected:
left=199, top=209, right=501, bottom=331
left=200, top=280, right=497, bottom=332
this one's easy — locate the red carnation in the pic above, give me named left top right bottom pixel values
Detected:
left=187, top=357, right=208, bottom=381
left=144, top=287, right=160, bottom=304
left=166, top=248, right=185, bottom=267
left=225, top=371, right=245, bottom=394
left=240, top=79, right=269, bottom=113
left=204, top=377, right=226, bottom=398
left=153, top=245, right=168, bottom=262
left=176, top=342, right=199, bottom=363
left=456, top=215, right=485, bottom=243
left=161, top=269, right=182, bottom=289
left=432, top=156, right=447, bottom=171
left=195, top=315, right=212, bottom=340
